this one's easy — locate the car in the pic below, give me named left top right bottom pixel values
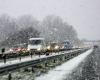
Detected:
left=61, top=41, right=73, bottom=50
left=93, top=45, right=99, bottom=49
left=47, top=42, right=60, bottom=52
left=27, top=38, right=47, bottom=54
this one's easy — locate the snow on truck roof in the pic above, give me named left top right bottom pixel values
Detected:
left=29, top=38, right=44, bottom=40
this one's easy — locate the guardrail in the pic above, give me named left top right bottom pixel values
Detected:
left=0, top=48, right=88, bottom=75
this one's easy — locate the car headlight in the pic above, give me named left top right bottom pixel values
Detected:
left=27, top=48, right=30, bottom=51
left=61, top=46, right=64, bottom=49
left=16, top=48, right=21, bottom=51
left=37, top=48, right=41, bottom=51
left=47, top=46, right=50, bottom=49
left=55, top=45, right=59, bottom=49
left=9, top=49, right=13, bottom=52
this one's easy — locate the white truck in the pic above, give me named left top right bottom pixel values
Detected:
left=27, top=38, right=47, bottom=52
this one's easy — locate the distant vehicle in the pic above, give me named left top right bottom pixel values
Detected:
left=61, top=41, right=73, bottom=50
left=93, top=45, right=99, bottom=49
left=27, top=38, right=47, bottom=52
left=5, top=47, right=20, bottom=54
left=5, top=43, right=28, bottom=54
left=47, top=42, right=60, bottom=52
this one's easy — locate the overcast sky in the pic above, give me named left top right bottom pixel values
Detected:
left=0, top=0, right=100, bottom=40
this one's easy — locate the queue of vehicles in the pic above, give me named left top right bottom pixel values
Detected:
left=4, top=38, right=73, bottom=55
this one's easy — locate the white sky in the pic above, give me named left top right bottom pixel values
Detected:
left=0, top=0, right=100, bottom=40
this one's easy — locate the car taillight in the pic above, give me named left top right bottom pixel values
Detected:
left=16, top=48, right=21, bottom=51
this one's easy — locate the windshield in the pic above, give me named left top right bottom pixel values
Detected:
left=29, top=40, right=42, bottom=45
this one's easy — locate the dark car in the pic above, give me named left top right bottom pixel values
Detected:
left=93, top=45, right=99, bottom=49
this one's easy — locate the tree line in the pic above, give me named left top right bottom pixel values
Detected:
left=0, top=14, right=81, bottom=47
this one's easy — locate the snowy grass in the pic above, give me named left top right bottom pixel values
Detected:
left=35, top=49, right=93, bottom=80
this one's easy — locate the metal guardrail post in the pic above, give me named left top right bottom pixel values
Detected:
left=65, top=56, right=67, bottom=59
left=1, top=48, right=5, bottom=54
left=2, top=54, right=6, bottom=64
left=30, top=51, right=32, bottom=58
left=32, top=67, right=35, bottom=73
left=19, top=53, right=21, bottom=61
left=39, top=52, right=40, bottom=57
left=53, top=59, right=56, bottom=63
left=8, top=72, right=12, bottom=80
left=1, top=48, right=6, bottom=63
left=45, top=63, right=48, bottom=67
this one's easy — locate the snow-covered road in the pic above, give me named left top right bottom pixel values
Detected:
left=35, top=48, right=93, bottom=80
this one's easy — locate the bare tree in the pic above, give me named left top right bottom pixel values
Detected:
left=0, top=14, right=18, bottom=42
left=0, top=14, right=81, bottom=47
left=40, top=15, right=79, bottom=44
left=16, top=15, right=39, bottom=30
left=0, top=27, right=40, bottom=47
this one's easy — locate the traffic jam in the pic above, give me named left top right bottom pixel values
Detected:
left=0, top=38, right=74, bottom=58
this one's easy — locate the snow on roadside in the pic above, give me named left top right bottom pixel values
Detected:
left=0, top=49, right=81, bottom=67
left=35, top=49, right=93, bottom=80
